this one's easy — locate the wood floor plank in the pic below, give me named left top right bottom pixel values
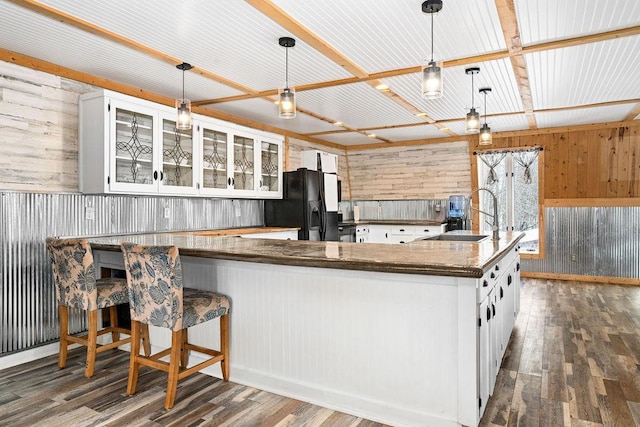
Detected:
left=602, top=378, right=636, bottom=426
left=2, top=278, right=640, bottom=427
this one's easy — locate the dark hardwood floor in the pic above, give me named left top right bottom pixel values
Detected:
left=1, top=279, right=639, bottom=426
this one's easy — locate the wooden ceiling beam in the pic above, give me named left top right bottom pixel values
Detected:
left=624, top=103, right=640, bottom=121
left=494, top=0, right=537, bottom=129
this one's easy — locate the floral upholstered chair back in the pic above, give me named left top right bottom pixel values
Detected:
left=46, top=237, right=98, bottom=311
left=121, top=243, right=185, bottom=331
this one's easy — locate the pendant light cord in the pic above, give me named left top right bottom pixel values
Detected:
left=471, top=72, right=475, bottom=108
left=483, top=91, right=487, bottom=123
left=430, top=12, right=434, bottom=62
left=285, top=46, right=289, bottom=89
left=182, top=69, right=185, bottom=100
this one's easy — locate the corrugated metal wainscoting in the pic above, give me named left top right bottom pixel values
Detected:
left=0, top=191, right=262, bottom=355
left=521, top=206, right=640, bottom=279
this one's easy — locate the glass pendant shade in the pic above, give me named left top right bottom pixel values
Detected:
left=278, top=87, right=296, bottom=119
left=466, top=108, right=480, bottom=134
left=176, top=98, right=191, bottom=130
left=422, top=60, right=443, bottom=99
left=479, top=123, right=492, bottom=145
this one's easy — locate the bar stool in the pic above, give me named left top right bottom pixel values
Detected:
left=120, top=242, right=230, bottom=410
left=46, top=237, right=150, bottom=378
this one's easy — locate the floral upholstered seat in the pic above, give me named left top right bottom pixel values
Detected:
left=46, top=237, right=149, bottom=378
left=121, top=242, right=231, bottom=410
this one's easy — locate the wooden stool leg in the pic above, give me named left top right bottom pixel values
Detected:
left=141, top=323, right=151, bottom=356
left=58, top=305, right=69, bottom=369
left=127, top=320, right=142, bottom=396
left=85, top=310, right=98, bottom=378
left=109, top=305, right=119, bottom=344
left=165, top=329, right=183, bottom=410
left=220, top=314, right=230, bottom=381
left=180, top=328, right=189, bottom=368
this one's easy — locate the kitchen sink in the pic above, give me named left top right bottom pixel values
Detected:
left=424, top=234, right=490, bottom=242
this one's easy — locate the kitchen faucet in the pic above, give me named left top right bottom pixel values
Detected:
left=467, top=188, right=500, bottom=241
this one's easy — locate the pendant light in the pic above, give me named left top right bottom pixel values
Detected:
left=465, top=67, right=480, bottom=134
left=421, top=0, right=443, bottom=99
left=479, top=87, right=492, bottom=145
left=278, top=37, right=296, bottom=119
left=175, top=62, right=193, bottom=130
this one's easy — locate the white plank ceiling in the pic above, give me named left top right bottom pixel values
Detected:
left=0, top=0, right=638, bottom=147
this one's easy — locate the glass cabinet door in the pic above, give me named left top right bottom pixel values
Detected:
left=161, top=118, right=194, bottom=192
left=260, top=140, right=280, bottom=192
left=202, top=127, right=229, bottom=191
left=112, top=106, right=155, bottom=189
left=233, top=135, right=254, bottom=191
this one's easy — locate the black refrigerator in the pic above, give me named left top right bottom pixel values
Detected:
left=264, top=168, right=339, bottom=241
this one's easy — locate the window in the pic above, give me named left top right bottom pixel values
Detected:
left=476, top=148, right=541, bottom=253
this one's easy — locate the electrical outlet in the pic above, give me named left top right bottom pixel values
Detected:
left=435, top=204, right=441, bottom=212
left=163, top=207, right=171, bottom=219
left=85, top=206, right=95, bottom=221
left=571, top=254, right=577, bottom=262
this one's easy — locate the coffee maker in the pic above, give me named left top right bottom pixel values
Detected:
left=446, top=194, right=467, bottom=231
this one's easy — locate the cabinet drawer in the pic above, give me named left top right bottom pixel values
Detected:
left=390, top=226, right=413, bottom=235
left=413, top=226, right=439, bottom=236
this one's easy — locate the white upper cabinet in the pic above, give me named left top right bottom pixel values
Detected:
left=79, top=90, right=283, bottom=199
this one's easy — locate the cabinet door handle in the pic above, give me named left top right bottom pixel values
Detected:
left=516, top=262, right=520, bottom=271
left=486, top=306, right=491, bottom=321
left=227, top=177, right=231, bottom=186
left=483, top=280, right=488, bottom=288
left=500, top=286, right=504, bottom=299
left=160, top=171, right=164, bottom=181
left=232, top=177, right=235, bottom=185
left=385, top=233, right=388, bottom=238
left=492, top=303, right=496, bottom=317
left=153, top=171, right=158, bottom=181
left=399, top=228, right=405, bottom=232
left=490, top=272, right=496, bottom=279
left=507, top=275, right=512, bottom=286
left=495, top=265, right=500, bottom=271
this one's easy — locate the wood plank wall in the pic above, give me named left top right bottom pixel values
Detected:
left=346, top=141, right=472, bottom=200
left=471, top=125, right=640, bottom=200
left=0, top=61, right=95, bottom=192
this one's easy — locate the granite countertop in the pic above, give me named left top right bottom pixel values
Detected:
left=338, top=219, right=445, bottom=226
left=88, top=230, right=524, bottom=278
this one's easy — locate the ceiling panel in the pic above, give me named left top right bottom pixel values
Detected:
left=270, top=0, right=506, bottom=73
left=482, top=114, right=531, bottom=132
left=319, top=132, right=383, bottom=146
left=515, top=0, right=640, bottom=45
left=0, top=1, right=243, bottom=101
left=383, top=58, right=524, bottom=122
left=526, top=36, right=640, bottom=110
left=297, top=82, right=424, bottom=129
left=210, top=97, right=339, bottom=134
left=37, top=0, right=353, bottom=91
left=372, top=124, right=451, bottom=141
left=535, top=104, right=636, bottom=128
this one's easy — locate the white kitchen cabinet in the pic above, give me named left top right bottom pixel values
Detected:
left=367, top=225, right=389, bottom=243
left=359, top=224, right=445, bottom=244
left=301, top=149, right=338, bottom=174
left=356, top=226, right=369, bottom=243
left=198, top=117, right=283, bottom=199
left=79, top=89, right=282, bottom=199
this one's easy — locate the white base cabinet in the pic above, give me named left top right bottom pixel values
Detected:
left=79, top=89, right=283, bottom=199
left=363, top=224, right=446, bottom=244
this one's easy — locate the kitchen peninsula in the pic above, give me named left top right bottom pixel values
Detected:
left=89, top=231, right=524, bottom=427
